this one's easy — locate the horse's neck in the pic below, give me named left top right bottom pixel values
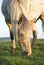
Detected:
left=19, top=0, right=31, bottom=20
left=20, top=0, right=30, bottom=12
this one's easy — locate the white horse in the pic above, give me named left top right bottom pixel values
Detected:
left=1, top=0, right=32, bottom=56
left=16, top=0, right=44, bottom=55
left=2, top=0, right=44, bottom=56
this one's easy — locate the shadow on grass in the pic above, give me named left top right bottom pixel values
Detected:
left=0, top=58, right=11, bottom=65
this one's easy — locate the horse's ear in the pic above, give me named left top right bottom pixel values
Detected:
left=42, top=22, right=44, bottom=32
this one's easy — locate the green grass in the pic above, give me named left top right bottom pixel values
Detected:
left=0, top=39, right=44, bottom=65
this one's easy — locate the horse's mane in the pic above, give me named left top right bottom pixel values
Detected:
left=19, top=0, right=30, bottom=20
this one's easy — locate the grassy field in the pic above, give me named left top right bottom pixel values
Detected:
left=0, top=39, right=44, bottom=65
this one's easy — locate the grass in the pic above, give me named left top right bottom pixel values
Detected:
left=0, top=39, right=44, bottom=65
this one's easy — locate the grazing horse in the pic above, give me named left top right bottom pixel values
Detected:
left=1, top=0, right=32, bottom=56
left=2, top=0, right=44, bottom=56
left=15, top=0, right=44, bottom=53
left=19, top=0, right=44, bottom=49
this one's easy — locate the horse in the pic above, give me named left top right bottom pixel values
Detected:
left=18, top=0, right=44, bottom=48
left=2, top=0, right=44, bottom=56
left=1, top=0, right=32, bottom=56
left=14, top=0, right=44, bottom=54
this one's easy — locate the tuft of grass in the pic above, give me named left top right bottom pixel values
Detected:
left=0, top=39, right=44, bottom=65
